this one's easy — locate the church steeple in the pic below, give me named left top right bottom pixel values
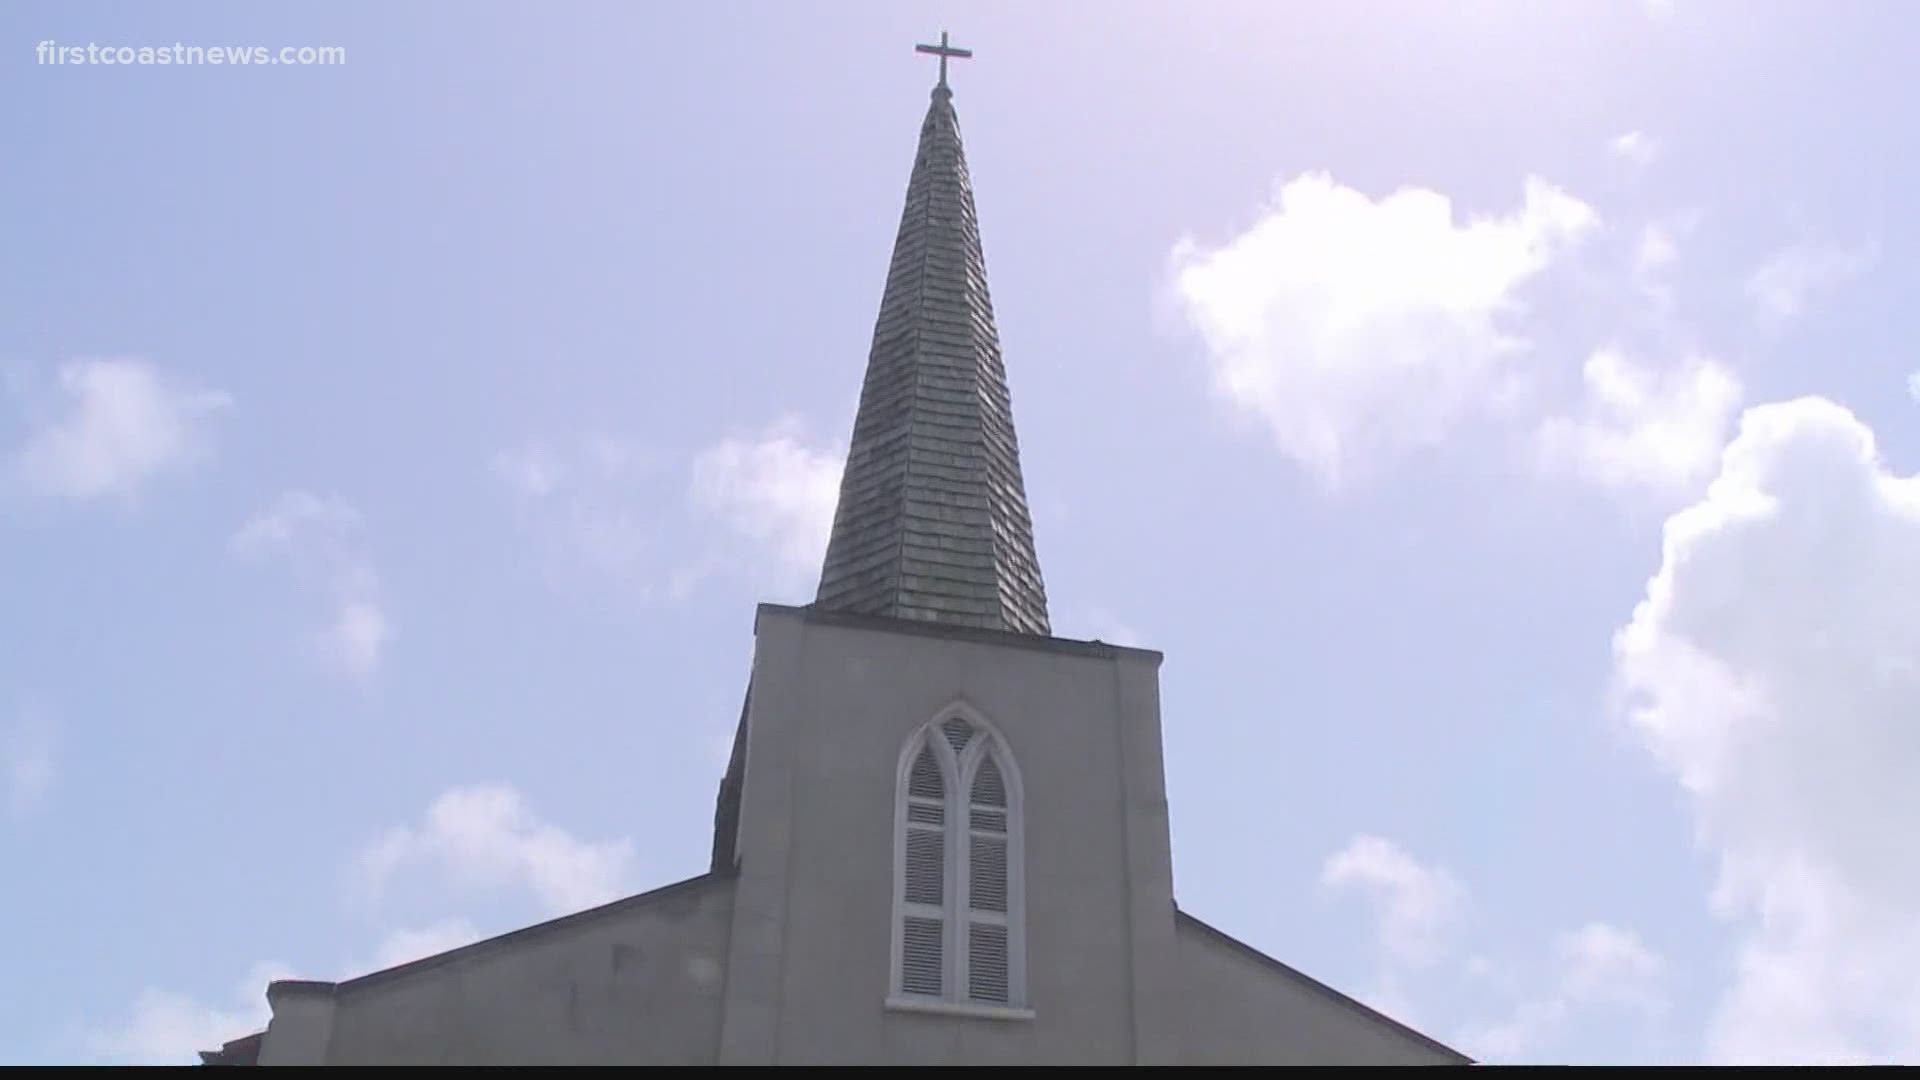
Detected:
left=813, top=40, right=1051, bottom=636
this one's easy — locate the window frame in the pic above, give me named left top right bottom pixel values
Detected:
left=887, top=702, right=1030, bottom=1017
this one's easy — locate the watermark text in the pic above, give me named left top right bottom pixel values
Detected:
left=36, top=41, right=348, bottom=67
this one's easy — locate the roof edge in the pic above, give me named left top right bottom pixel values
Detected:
left=266, top=871, right=731, bottom=1000
left=196, top=1030, right=264, bottom=1066
left=758, top=602, right=1162, bottom=664
left=1174, top=907, right=1475, bottom=1064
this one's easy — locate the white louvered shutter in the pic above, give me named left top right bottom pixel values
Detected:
left=966, top=755, right=1011, bottom=1004
left=900, top=744, right=947, bottom=995
left=942, top=716, right=973, bottom=754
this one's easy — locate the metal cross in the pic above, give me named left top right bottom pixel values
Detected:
left=914, top=31, right=972, bottom=88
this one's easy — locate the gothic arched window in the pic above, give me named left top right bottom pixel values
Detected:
left=891, top=708, right=1026, bottom=1010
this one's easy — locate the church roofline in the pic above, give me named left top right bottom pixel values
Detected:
left=757, top=602, right=1163, bottom=666
left=196, top=1030, right=264, bottom=1067
left=1173, top=908, right=1475, bottom=1064
left=262, top=871, right=730, bottom=1002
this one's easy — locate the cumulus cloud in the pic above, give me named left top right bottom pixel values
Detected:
left=689, top=421, right=842, bottom=580
left=3, top=710, right=55, bottom=817
left=85, top=963, right=289, bottom=1065
left=1635, top=224, right=1679, bottom=274
left=356, top=785, right=637, bottom=917
left=1171, top=173, right=1597, bottom=485
left=9, top=357, right=229, bottom=500
left=1559, top=922, right=1667, bottom=1009
left=1538, top=348, right=1742, bottom=499
left=1322, top=835, right=1468, bottom=967
left=89, top=914, right=482, bottom=1059
left=367, top=919, right=482, bottom=972
left=1616, top=397, right=1920, bottom=1062
left=231, top=491, right=390, bottom=679
left=1320, top=835, right=1667, bottom=1062
left=230, top=490, right=360, bottom=551
left=323, top=599, right=389, bottom=679
left=1610, top=131, right=1659, bottom=171
left=1746, top=242, right=1877, bottom=326
left=1906, top=371, right=1920, bottom=404
left=1467, top=923, right=1667, bottom=1061
left=1629, top=215, right=1700, bottom=314
left=496, top=424, right=842, bottom=599
left=495, top=435, right=667, bottom=595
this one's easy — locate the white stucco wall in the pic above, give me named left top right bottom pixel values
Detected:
left=718, top=605, right=1182, bottom=1065
left=266, top=875, right=734, bottom=1065
left=1173, top=913, right=1467, bottom=1065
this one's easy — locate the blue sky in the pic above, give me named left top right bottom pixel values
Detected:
left=5, top=1, right=1919, bottom=1064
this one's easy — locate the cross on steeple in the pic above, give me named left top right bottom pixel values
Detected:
left=914, top=30, right=972, bottom=89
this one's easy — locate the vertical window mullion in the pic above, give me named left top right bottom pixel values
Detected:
left=949, top=751, right=969, bottom=1001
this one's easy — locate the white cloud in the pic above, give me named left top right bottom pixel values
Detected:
left=1559, top=922, right=1666, bottom=1009
left=493, top=444, right=560, bottom=500
left=1322, top=835, right=1467, bottom=967
left=1610, top=131, right=1659, bottom=170
left=232, top=491, right=389, bottom=679
left=1538, top=348, right=1742, bottom=498
left=368, top=919, right=482, bottom=972
left=1467, top=921, right=1668, bottom=1061
left=88, top=916, right=480, bottom=1060
left=497, top=425, right=843, bottom=601
left=1906, top=371, right=1920, bottom=404
left=85, top=962, right=288, bottom=1065
left=230, top=490, right=360, bottom=551
left=495, top=435, right=671, bottom=597
left=1616, top=396, right=1920, bottom=1062
left=324, top=599, right=390, bottom=680
left=1746, top=242, right=1877, bottom=326
left=1171, top=173, right=1597, bottom=485
left=3, top=710, right=55, bottom=817
left=1629, top=215, right=1700, bottom=314
left=499, top=424, right=844, bottom=599
left=689, top=421, right=842, bottom=580
left=10, top=357, right=229, bottom=500
left=1635, top=224, right=1678, bottom=274
left=1469, top=998, right=1568, bottom=1062
left=1319, top=835, right=1667, bottom=1062
left=357, top=784, right=636, bottom=917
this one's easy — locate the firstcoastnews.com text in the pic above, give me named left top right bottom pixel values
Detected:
left=36, top=41, right=348, bottom=67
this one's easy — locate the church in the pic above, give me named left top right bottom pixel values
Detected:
left=201, top=40, right=1470, bottom=1067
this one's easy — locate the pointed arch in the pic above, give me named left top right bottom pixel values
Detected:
left=890, top=701, right=1027, bottom=1009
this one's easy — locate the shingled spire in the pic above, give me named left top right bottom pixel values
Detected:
left=813, top=53, right=1051, bottom=636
